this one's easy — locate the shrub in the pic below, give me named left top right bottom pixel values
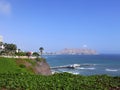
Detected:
left=19, top=64, right=26, bottom=68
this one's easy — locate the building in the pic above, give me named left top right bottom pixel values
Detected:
left=0, top=35, right=4, bottom=52
left=0, top=35, right=3, bottom=42
left=0, top=45, right=4, bottom=49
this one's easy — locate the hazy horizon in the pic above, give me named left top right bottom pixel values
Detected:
left=0, top=0, right=120, bottom=54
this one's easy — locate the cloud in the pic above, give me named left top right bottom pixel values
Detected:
left=0, top=0, right=11, bottom=15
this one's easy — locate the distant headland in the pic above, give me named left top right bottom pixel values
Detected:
left=45, top=48, right=98, bottom=55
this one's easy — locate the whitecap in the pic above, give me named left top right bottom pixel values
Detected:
left=72, top=72, right=79, bottom=75
left=77, top=67, right=95, bottom=70
left=105, top=69, right=118, bottom=72
left=67, top=71, right=79, bottom=75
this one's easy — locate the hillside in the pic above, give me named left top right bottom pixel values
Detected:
left=0, top=57, right=51, bottom=75
left=0, top=57, right=28, bottom=73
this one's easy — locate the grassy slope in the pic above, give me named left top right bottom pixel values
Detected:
left=0, top=57, right=33, bottom=73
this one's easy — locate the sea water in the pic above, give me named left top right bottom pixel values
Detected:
left=45, top=55, right=120, bottom=76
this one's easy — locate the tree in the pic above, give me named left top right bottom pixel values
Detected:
left=18, top=49, right=21, bottom=52
left=4, top=43, right=17, bottom=51
left=4, top=43, right=17, bottom=55
left=33, top=52, right=39, bottom=56
left=16, top=52, right=26, bottom=56
left=26, top=52, right=32, bottom=58
left=0, top=42, right=4, bottom=53
left=33, top=52, right=39, bottom=58
left=39, top=47, right=44, bottom=57
left=0, top=51, right=5, bottom=55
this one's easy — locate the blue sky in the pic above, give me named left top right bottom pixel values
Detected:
left=0, top=0, right=120, bottom=53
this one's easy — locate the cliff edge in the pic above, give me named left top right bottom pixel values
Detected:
left=34, top=59, right=52, bottom=75
left=16, top=58, right=52, bottom=75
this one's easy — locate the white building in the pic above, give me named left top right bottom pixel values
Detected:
left=0, top=35, right=3, bottom=42
left=0, top=35, right=4, bottom=52
left=0, top=45, right=4, bottom=49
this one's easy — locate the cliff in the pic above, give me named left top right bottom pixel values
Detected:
left=16, top=58, right=52, bottom=75
left=34, top=59, right=52, bottom=75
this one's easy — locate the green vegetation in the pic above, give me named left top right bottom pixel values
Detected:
left=0, top=73, right=119, bottom=90
left=36, top=57, right=46, bottom=62
left=0, top=57, right=31, bottom=73
left=15, top=52, right=26, bottom=56
left=0, top=57, right=46, bottom=74
left=32, top=52, right=39, bottom=57
left=0, top=43, right=17, bottom=56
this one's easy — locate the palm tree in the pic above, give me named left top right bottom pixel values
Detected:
left=18, top=49, right=21, bottom=52
left=39, top=47, right=44, bottom=57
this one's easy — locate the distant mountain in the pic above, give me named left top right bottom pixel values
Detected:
left=55, top=48, right=98, bottom=55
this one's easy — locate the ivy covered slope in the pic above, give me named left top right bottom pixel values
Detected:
left=0, top=73, right=120, bottom=90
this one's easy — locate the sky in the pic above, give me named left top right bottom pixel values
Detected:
left=0, top=0, right=120, bottom=54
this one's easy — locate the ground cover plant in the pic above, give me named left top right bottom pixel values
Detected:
left=0, top=73, right=120, bottom=90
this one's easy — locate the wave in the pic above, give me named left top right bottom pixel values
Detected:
left=51, top=63, right=97, bottom=69
left=77, top=67, right=95, bottom=70
left=52, top=69, right=80, bottom=75
left=105, top=69, right=118, bottom=72
left=66, top=71, right=79, bottom=75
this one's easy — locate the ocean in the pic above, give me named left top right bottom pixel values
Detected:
left=45, top=55, right=120, bottom=76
